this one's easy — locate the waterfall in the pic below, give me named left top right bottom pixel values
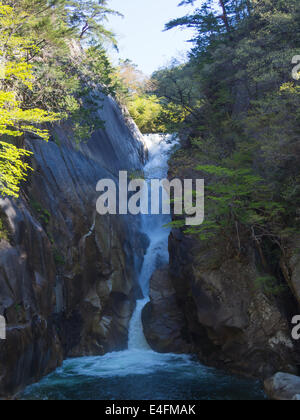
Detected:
left=128, top=133, right=177, bottom=351
left=128, top=299, right=150, bottom=350
left=21, top=133, right=266, bottom=401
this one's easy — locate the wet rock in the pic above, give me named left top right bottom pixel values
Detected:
left=0, top=94, right=146, bottom=397
left=167, top=228, right=299, bottom=378
left=142, top=267, right=192, bottom=354
left=264, top=372, right=300, bottom=400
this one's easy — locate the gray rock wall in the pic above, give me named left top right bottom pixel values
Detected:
left=143, top=148, right=300, bottom=380
left=0, top=94, right=146, bottom=398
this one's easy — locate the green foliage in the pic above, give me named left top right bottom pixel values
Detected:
left=0, top=2, right=61, bottom=197
left=157, top=1, right=300, bottom=315
left=125, top=90, right=189, bottom=134
left=30, top=199, right=51, bottom=226
left=101, top=58, right=189, bottom=133
left=0, top=217, right=8, bottom=241
left=127, top=94, right=179, bottom=134
left=0, top=141, right=33, bottom=197
left=166, top=0, right=252, bottom=55
left=47, top=231, right=55, bottom=245
left=15, top=303, right=22, bottom=314
left=151, top=61, right=203, bottom=124
left=53, top=248, right=66, bottom=266
left=128, top=170, right=145, bottom=181
left=0, top=2, right=60, bottom=140
left=188, top=161, right=285, bottom=241
left=163, top=0, right=300, bottom=253
left=67, top=0, right=122, bottom=45
left=254, top=276, right=286, bottom=297
left=0, top=0, right=126, bottom=196
left=83, top=45, right=125, bottom=97
left=127, top=95, right=162, bottom=133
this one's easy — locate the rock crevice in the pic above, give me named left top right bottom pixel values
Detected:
left=142, top=148, right=300, bottom=380
left=0, top=94, right=146, bottom=398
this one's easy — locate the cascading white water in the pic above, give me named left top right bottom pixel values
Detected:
left=21, top=134, right=266, bottom=400
left=128, top=134, right=176, bottom=350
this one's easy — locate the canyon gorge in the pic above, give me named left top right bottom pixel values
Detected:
left=1, top=0, right=300, bottom=400
left=0, top=90, right=300, bottom=400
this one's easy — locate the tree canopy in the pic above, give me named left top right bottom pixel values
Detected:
left=157, top=0, right=300, bottom=263
left=0, top=0, right=124, bottom=197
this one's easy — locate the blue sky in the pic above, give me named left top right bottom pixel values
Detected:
left=107, top=0, right=195, bottom=75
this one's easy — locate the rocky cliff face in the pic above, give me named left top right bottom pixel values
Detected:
left=0, top=94, right=146, bottom=398
left=167, top=229, right=300, bottom=378
left=142, top=267, right=192, bottom=354
left=143, top=146, right=300, bottom=379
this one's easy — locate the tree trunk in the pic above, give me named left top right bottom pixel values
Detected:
left=245, top=0, right=252, bottom=17
left=219, top=0, right=231, bottom=32
left=80, top=22, right=89, bottom=39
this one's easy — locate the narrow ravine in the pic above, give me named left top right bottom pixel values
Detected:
left=20, top=135, right=266, bottom=400
left=128, top=133, right=176, bottom=350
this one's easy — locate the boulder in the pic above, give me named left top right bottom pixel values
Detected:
left=264, top=372, right=300, bottom=400
left=142, top=267, right=192, bottom=354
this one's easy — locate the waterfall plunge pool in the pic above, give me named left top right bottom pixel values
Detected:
left=20, top=135, right=266, bottom=401
left=20, top=350, right=265, bottom=400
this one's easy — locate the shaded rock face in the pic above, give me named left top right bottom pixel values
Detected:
left=142, top=267, right=192, bottom=354
left=264, top=372, right=300, bottom=400
left=166, top=229, right=300, bottom=379
left=281, top=237, right=300, bottom=306
left=141, top=146, right=300, bottom=379
left=0, top=94, right=146, bottom=397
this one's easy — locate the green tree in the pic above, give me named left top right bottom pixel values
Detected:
left=66, top=0, right=122, bottom=45
left=151, top=60, right=203, bottom=121
left=0, top=2, right=59, bottom=197
left=164, top=0, right=300, bottom=271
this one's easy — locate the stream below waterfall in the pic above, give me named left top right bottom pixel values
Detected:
left=21, top=135, right=266, bottom=401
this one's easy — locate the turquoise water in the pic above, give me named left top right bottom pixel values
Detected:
left=21, top=350, right=266, bottom=400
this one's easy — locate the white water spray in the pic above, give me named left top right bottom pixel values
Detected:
left=128, top=134, right=177, bottom=351
left=21, top=134, right=266, bottom=401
